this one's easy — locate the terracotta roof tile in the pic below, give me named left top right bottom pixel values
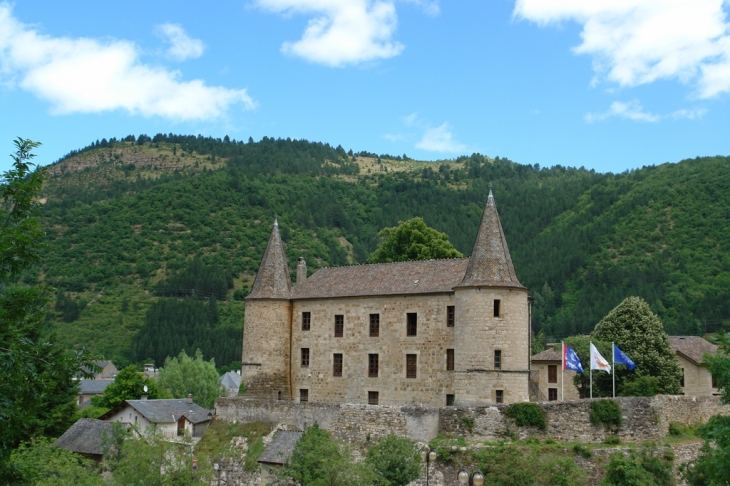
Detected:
left=668, top=336, right=718, bottom=364
left=292, top=258, right=469, bottom=299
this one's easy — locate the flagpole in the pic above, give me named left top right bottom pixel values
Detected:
left=561, top=342, right=564, bottom=401
left=589, top=341, right=593, bottom=399
left=612, top=342, right=615, bottom=398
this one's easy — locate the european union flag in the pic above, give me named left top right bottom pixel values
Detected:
left=563, top=344, right=584, bottom=373
left=613, top=344, right=636, bottom=370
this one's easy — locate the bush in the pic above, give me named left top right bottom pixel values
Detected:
left=619, top=376, right=660, bottom=397
left=366, top=434, right=421, bottom=486
left=601, top=446, right=675, bottom=486
left=504, top=403, right=547, bottom=430
left=590, top=400, right=622, bottom=429
left=604, top=435, right=621, bottom=445
left=572, top=443, right=592, bottom=458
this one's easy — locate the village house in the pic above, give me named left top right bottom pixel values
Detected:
left=81, top=360, right=118, bottom=380
left=54, top=418, right=119, bottom=463
left=220, top=370, right=242, bottom=397
left=99, top=396, right=212, bottom=440
left=242, top=190, right=532, bottom=407
left=77, top=379, right=113, bottom=407
left=669, top=336, right=719, bottom=396
left=530, top=344, right=580, bottom=402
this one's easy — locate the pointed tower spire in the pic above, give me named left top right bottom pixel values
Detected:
left=456, top=188, right=525, bottom=289
left=247, top=220, right=291, bottom=299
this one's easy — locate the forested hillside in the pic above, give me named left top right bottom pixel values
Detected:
left=38, top=135, right=730, bottom=369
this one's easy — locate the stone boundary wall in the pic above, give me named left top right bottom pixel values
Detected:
left=215, top=396, right=729, bottom=444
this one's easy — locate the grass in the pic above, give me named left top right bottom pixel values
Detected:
left=663, top=422, right=702, bottom=445
left=195, top=419, right=273, bottom=469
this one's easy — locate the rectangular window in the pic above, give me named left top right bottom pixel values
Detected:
left=712, top=374, right=718, bottom=388
left=447, top=349, right=455, bottom=371
left=548, top=365, right=557, bottom=383
left=446, top=394, right=455, bottom=406
left=334, top=315, right=344, bottom=337
left=302, top=312, right=311, bottom=331
left=333, top=353, right=343, bottom=377
left=494, top=350, right=502, bottom=370
left=548, top=388, right=558, bottom=401
left=680, top=368, right=685, bottom=387
left=447, top=306, right=455, bottom=327
left=494, top=299, right=501, bottom=318
left=370, top=314, right=380, bottom=337
left=368, top=391, right=379, bottom=405
left=301, top=348, right=309, bottom=367
left=369, top=354, right=379, bottom=377
left=495, top=390, right=504, bottom=404
left=407, top=313, right=417, bottom=336
left=406, top=354, right=417, bottom=378
left=300, top=389, right=308, bottom=402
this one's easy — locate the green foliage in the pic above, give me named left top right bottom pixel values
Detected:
left=9, top=437, right=102, bottom=486
left=572, top=443, right=592, bottom=458
left=592, top=297, right=682, bottom=395
left=367, top=217, right=463, bottom=263
left=475, top=444, right=586, bottom=486
left=75, top=405, right=110, bottom=420
left=195, top=420, right=271, bottom=469
left=604, top=435, right=621, bottom=445
left=282, top=424, right=376, bottom=486
left=460, top=417, right=475, bottom=433
left=590, top=400, right=622, bottom=429
left=503, top=403, right=547, bottom=430
left=619, top=375, right=660, bottom=397
left=157, top=349, right=222, bottom=408
left=0, top=138, right=98, bottom=482
left=90, top=365, right=165, bottom=409
left=157, top=258, right=232, bottom=301
left=366, top=434, right=421, bottom=486
left=601, top=446, right=675, bottom=486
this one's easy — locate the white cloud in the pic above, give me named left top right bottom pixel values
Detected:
left=156, top=23, right=205, bottom=61
left=402, top=112, right=419, bottom=126
left=383, top=133, right=405, bottom=141
left=0, top=4, right=254, bottom=120
left=255, top=0, right=404, bottom=66
left=415, top=123, right=465, bottom=152
left=401, top=0, right=440, bottom=17
left=514, top=0, right=730, bottom=98
left=585, top=100, right=706, bottom=122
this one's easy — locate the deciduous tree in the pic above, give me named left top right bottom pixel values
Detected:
left=367, top=217, right=462, bottom=263
left=91, top=365, right=164, bottom=409
left=157, top=349, right=221, bottom=408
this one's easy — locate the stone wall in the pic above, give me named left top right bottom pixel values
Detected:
left=241, top=300, right=291, bottom=398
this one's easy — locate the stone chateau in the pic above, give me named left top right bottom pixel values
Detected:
left=241, top=190, right=531, bottom=407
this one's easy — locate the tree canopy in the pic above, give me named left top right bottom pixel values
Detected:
left=157, top=349, right=221, bottom=408
left=592, top=296, right=682, bottom=395
left=91, top=365, right=165, bottom=409
left=367, top=217, right=463, bottom=263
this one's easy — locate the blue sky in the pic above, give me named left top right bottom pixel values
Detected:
left=1, top=0, right=729, bottom=174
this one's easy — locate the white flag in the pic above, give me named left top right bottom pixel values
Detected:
left=590, top=342, right=611, bottom=373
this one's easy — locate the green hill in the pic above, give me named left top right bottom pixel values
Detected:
left=37, top=134, right=730, bottom=368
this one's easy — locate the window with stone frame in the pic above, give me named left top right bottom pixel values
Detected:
left=301, top=348, right=309, bottom=367
left=368, top=391, right=379, bottom=405
left=548, top=388, right=558, bottom=401
left=370, top=314, right=380, bottom=337
left=407, top=313, right=417, bottom=336
left=494, top=350, right=502, bottom=370
left=333, top=353, right=343, bottom=377
left=447, top=306, right=455, bottom=327
left=494, top=299, right=501, bottom=317
left=680, top=368, right=685, bottom=387
left=495, top=390, right=504, bottom=403
left=334, top=315, right=344, bottom=337
left=713, top=373, right=718, bottom=388
left=548, top=365, right=557, bottom=383
left=406, top=354, right=417, bottom=378
left=302, top=311, right=311, bottom=331
left=447, top=349, right=455, bottom=371
left=300, top=389, right=308, bottom=402
left=369, top=354, right=379, bottom=377
left=446, top=394, right=455, bottom=406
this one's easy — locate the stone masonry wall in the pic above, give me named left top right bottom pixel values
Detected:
left=241, top=300, right=291, bottom=398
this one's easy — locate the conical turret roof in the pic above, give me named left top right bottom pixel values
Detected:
left=455, top=189, right=525, bottom=290
left=247, top=220, right=292, bottom=299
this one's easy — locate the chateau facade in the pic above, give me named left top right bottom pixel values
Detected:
left=241, top=191, right=531, bottom=406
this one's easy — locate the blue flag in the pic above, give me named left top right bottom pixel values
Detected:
left=613, top=344, right=636, bottom=370
left=563, top=344, right=584, bottom=373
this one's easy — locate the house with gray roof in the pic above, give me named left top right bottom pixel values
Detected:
left=81, top=360, right=118, bottom=380
left=220, top=371, right=242, bottom=397
left=241, top=190, right=532, bottom=407
left=78, top=379, right=113, bottom=407
left=99, top=396, right=212, bottom=439
left=55, top=418, right=118, bottom=462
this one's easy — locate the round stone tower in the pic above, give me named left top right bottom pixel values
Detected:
left=241, top=220, right=292, bottom=399
left=453, top=190, right=530, bottom=405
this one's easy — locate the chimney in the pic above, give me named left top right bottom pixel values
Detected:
left=296, top=257, right=307, bottom=285
left=187, top=394, right=193, bottom=404
left=141, top=394, right=148, bottom=401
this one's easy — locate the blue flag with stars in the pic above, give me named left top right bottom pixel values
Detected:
left=613, top=344, right=636, bottom=370
left=563, top=344, right=584, bottom=373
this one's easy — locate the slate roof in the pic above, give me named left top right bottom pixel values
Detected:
left=456, top=189, right=525, bottom=290
left=81, top=360, right=114, bottom=378
left=55, top=418, right=115, bottom=456
left=220, top=371, right=242, bottom=390
left=531, top=347, right=562, bottom=361
left=258, top=431, right=303, bottom=465
left=100, top=399, right=212, bottom=424
left=247, top=220, right=292, bottom=300
left=79, top=379, right=113, bottom=395
left=669, top=336, right=718, bottom=365
left=292, top=258, right=469, bottom=299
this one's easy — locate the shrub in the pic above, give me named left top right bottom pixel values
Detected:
left=590, top=400, right=622, bottom=429
left=460, top=416, right=475, bottom=433
left=504, top=403, right=547, bottom=430
left=668, top=422, right=682, bottom=436
left=366, top=434, right=421, bottom=486
left=572, top=443, right=592, bottom=458
left=604, top=435, right=621, bottom=445
left=601, top=446, right=675, bottom=486
left=619, top=376, right=660, bottom=397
